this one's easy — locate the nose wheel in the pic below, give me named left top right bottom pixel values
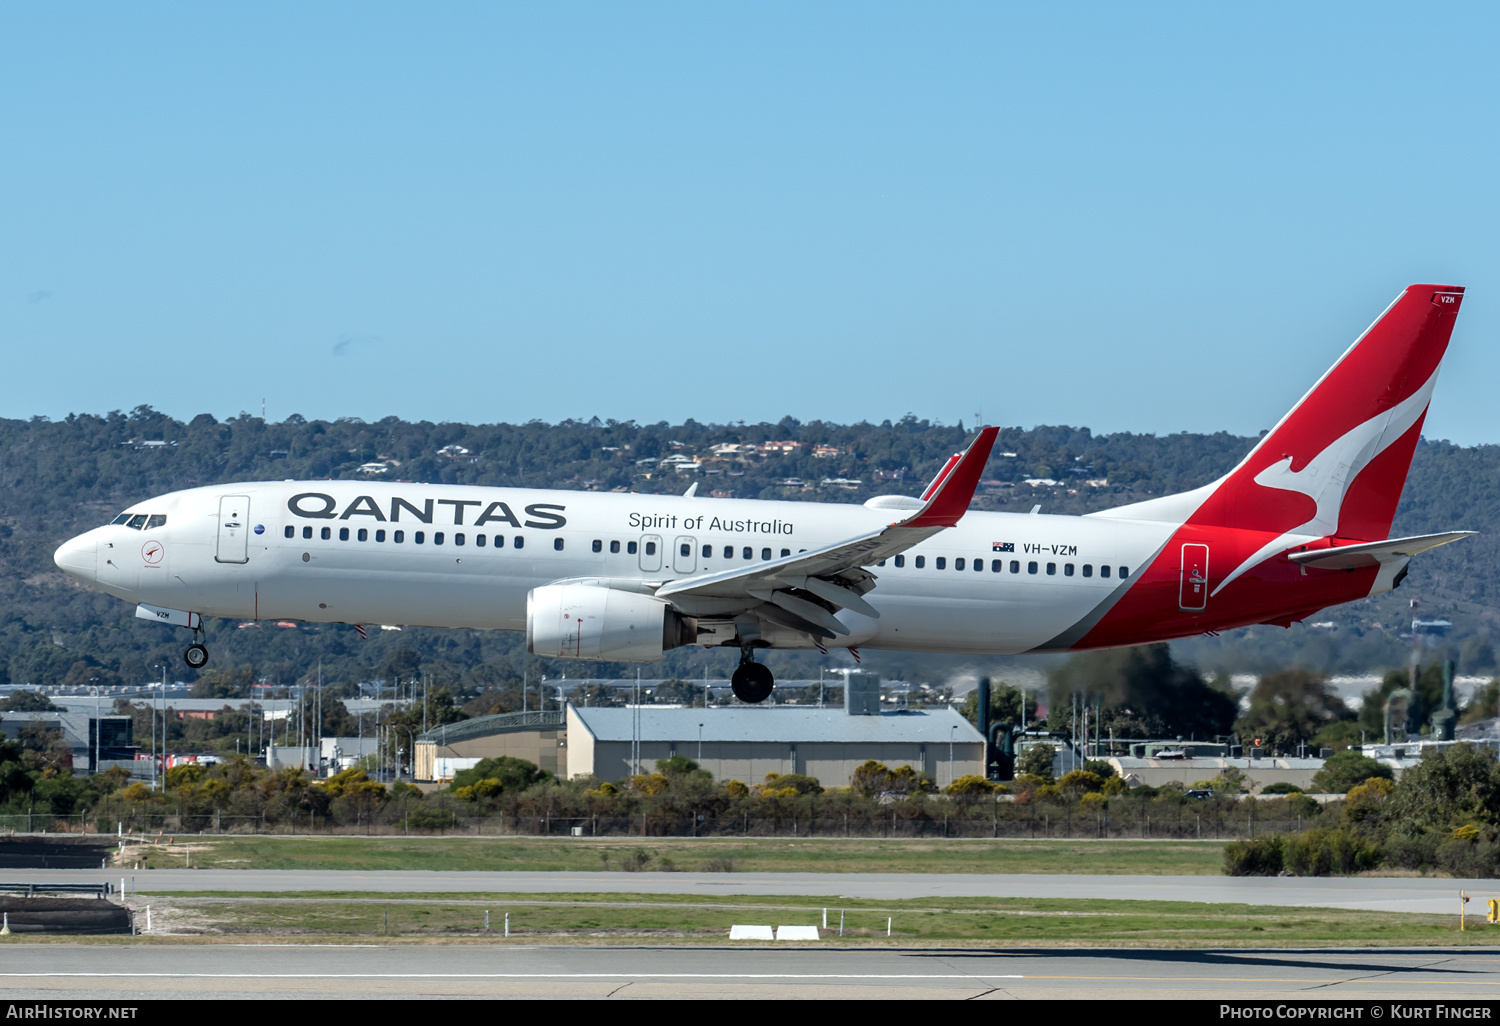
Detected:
left=184, top=643, right=209, bottom=669
left=731, top=651, right=774, bottom=704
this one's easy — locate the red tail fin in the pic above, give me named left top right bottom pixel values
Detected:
left=1191, top=284, right=1464, bottom=542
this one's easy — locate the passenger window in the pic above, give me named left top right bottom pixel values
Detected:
left=434, top=532, right=445, bottom=545
left=303, top=526, right=313, bottom=540
left=1027, top=561, right=1038, bottom=574
left=554, top=538, right=565, bottom=551
left=1046, top=562, right=1056, bottom=575
left=703, top=544, right=712, bottom=558
left=628, top=541, right=638, bottom=555
left=1101, top=565, right=1110, bottom=578
left=610, top=540, right=621, bottom=554
left=1064, top=563, right=1074, bottom=576
left=742, top=547, right=752, bottom=559
left=681, top=543, right=691, bottom=557
left=1120, top=566, right=1129, bottom=578
left=475, top=534, right=485, bottom=547
left=146, top=515, right=167, bottom=529
left=454, top=533, right=465, bottom=546
left=781, top=548, right=790, bottom=558
left=974, top=559, right=983, bottom=572
left=894, top=555, right=905, bottom=568
left=494, top=535, right=505, bottom=548
left=915, top=556, right=926, bottom=569
left=283, top=526, right=294, bottom=539
left=878, top=559, right=887, bottom=567
left=936, top=557, right=947, bottom=570
left=514, top=536, right=524, bottom=549
left=321, top=527, right=331, bottom=540
left=339, top=527, right=350, bottom=541
left=127, top=515, right=147, bottom=530
left=991, top=559, right=1002, bottom=572
left=593, top=540, right=603, bottom=553
left=1082, top=564, right=1092, bottom=578
left=723, top=546, right=733, bottom=559
left=394, top=530, right=405, bottom=543
left=377, top=530, right=387, bottom=542
left=761, top=547, right=771, bottom=561
left=645, top=541, right=656, bottom=555
left=954, top=557, right=965, bottom=571
left=357, top=528, right=368, bottom=542
left=415, top=531, right=425, bottom=544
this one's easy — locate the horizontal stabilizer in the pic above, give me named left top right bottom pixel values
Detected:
left=1287, top=531, right=1476, bottom=570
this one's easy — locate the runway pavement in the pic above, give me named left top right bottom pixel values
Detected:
left=5, top=868, right=1496, bottom=915
left=0, top=944, right=1495, bottom=998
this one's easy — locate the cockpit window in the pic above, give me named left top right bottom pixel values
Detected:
left=126, top=514, right=148, bottom=530
left=145, top=515, right=166, bottom=529
left=112, top=514, right=131, bottom=525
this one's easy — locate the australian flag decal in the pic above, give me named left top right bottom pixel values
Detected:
left=992, top=542, right=1014, bottom=552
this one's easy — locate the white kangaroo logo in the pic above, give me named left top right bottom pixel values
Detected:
left=1212, top=368, right=1440, bottom=596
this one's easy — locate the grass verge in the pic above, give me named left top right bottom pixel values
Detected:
left=119, top=835, right=1226, bottom=875
left=36, top=891, right=1495, bottom=948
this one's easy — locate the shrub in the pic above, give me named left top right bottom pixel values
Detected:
left=1080, top=792, right=1107, bottom=811
left=1059, top=770, right=1104, bottom=793
left=1260, top=782, right=1305, bottom=795
left=1282, top=828, right=1382, bottom=876
left=1224, top=835, right=1285, bottom=876
left=945, top=775, right=1001, bottom=798
left=701, top=857, right=736, bottom=872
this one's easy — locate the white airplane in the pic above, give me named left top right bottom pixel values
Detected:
left=55, top=285, right=1475, bottom=703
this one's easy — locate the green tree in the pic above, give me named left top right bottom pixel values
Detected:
left=1387, top=743, right=1500, bottom=830
left=959, top=681, right=1027, bottom=730
left=1311, top=750, right=1394, bottom=794
left=1047, top=644, right=1237, bottom=741
left=1018, top=742, right=1056, bottom=781
left=449, top=756, right=549, bottom=793
left=1235, top=669, right=1353, bottom=754
left=0, top=690, right=59, bottom=712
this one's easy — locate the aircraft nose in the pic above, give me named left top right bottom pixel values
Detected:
left=54, top=533, right=97, bottom=582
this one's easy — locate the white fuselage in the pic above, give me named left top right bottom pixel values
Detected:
left=56, top=481, right=1178, bottom=655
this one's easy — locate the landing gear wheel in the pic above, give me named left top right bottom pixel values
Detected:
left=184, top=644, right=209, bottom=669
left=731, top=662, right=774, bottom=704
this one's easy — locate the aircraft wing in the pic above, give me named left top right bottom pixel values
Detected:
left=654, top=427, right=998, bottom=639
left=1287, top=530, right=1477, bottom=570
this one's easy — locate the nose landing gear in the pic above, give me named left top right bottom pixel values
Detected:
left=730, top=647, right=774, bottom=704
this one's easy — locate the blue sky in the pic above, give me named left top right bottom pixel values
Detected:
left=4, top=3, right=1498, bottom=442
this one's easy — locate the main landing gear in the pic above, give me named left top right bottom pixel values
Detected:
left=184, top=626, right=209, bottom=669
left=731, top=647, right=774, bottom=704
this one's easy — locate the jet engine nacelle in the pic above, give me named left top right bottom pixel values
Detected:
left=526, top=583, right=696, bottom=662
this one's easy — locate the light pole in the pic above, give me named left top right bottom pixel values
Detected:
left=90, top=677, right=99, bottom=776
left=949, top=724, right=957, bottom=787
left=698, top=722, right=704, bottom=763
left=152, top=665, right=162, bottom=791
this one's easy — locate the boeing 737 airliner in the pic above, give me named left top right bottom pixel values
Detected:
left=54, top=285, right=1474, bottom=703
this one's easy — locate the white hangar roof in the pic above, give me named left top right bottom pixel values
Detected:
left=567, top=704, right=984, bottom=745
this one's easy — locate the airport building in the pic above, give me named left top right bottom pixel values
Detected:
left=564, top=704, right=984, bottom=787
left=412, top=673, right=985, bottom=788
left=0, top=712, right=135, bottom=775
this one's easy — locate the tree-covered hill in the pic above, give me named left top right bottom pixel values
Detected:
left=1, top=407, right=1495, bottom=691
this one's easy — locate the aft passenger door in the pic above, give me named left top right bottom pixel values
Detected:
left=216, top=495, right=250, bottom=564
left=1179, top=543, right=1208, bottom=611
left=638, top=535, right=662, bottom=572
left=672, top=536, right=697, bottom=574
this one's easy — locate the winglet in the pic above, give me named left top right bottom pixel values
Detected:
left=897, top=427, right=999, bottom=528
